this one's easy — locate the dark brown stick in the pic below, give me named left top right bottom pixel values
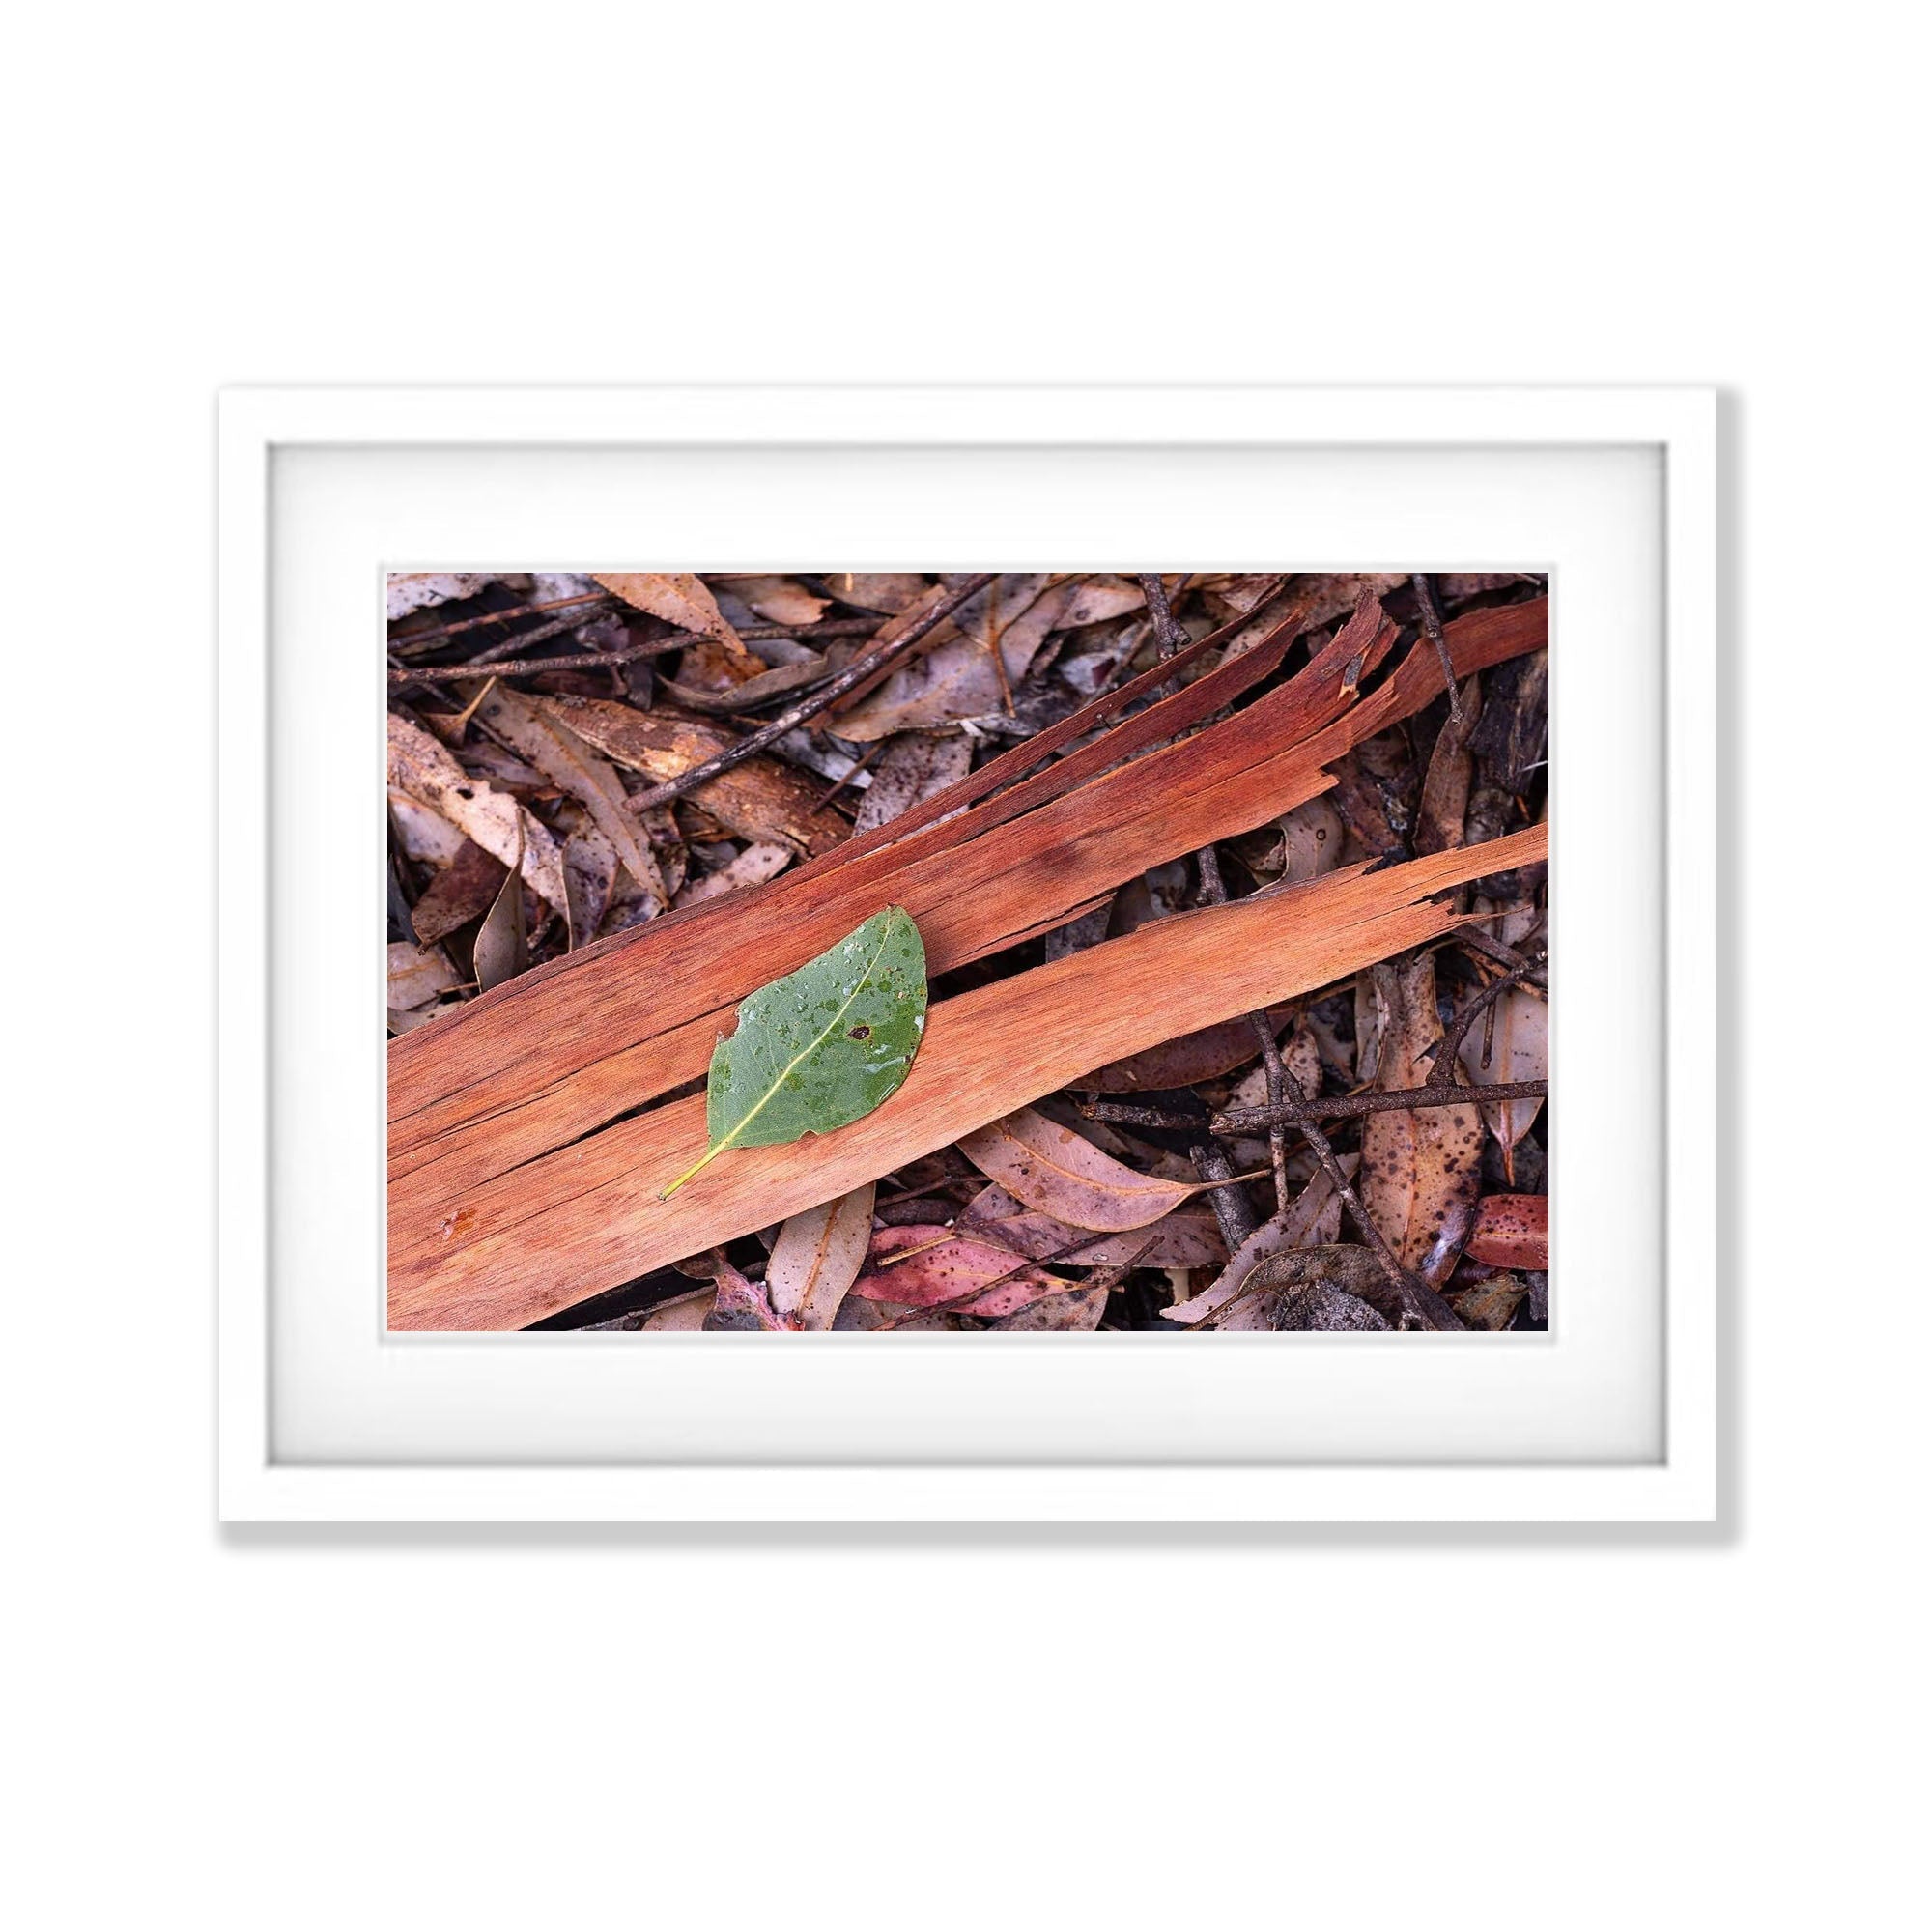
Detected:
left=1190, top=1141, right=1261, bottom=1251
left=390, top=634, right=690, bottom=685
left=389, top=612, right=895, bottom=687
left=390, top=589, right=614, bottom=648
left=1081, top=1080, right=1550, bottom=1135
left=619, top=574, right=1000, bottom=815
left=1138, top=573, right=1192, bottom=657
left=1411, top=573, right=1464, bottom=724
left=1425, top=954, right=1545, bottom=1087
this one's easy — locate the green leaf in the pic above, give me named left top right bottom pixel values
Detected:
left=660, top=906, right=928, bottom=1198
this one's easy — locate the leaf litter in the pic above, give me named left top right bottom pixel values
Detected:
left=385, top=569, right=1550, bottom=1329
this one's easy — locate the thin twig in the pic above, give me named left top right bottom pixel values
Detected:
left=809, top=738, right=885, bottom=810
left=868, top=1232, right=1098, bottom=1331
left=620, top=574, right=999, bottom=815
left=1424, top=955, right=1544, bottom=1087
left=1082, top=1079, right=1551, bottom=1136
left=1137, top=573, right=1192, bottom=657
left=389, top=588, right=614, bottom=649
left=389, top=634, right=689, bottom=685
left=1411, top=573, right=1464, bottom=724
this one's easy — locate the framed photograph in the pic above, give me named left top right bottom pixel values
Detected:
left=218, top=384, right=1715, bottom=1522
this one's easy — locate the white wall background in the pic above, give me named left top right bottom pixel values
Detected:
left=7, top=5, right=1922, bottom=1926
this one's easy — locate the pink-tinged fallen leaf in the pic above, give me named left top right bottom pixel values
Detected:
left=992, top=1285, right=1110, bottom=1331
left=766, top=1182, right=876, bottom=1330
left=956, top=1185, right=1227, bottom=1268
left=386, top=713, right=568, bottom=914
left=956, top=1106, right=1196, bottom=1232
left=592, top=572, right=750, bottom=659
left=1085, top=1013, right=1285, bottom=1094
left=1358, top=953, right=1484, bottom=1284
left=848, top=1224, right=1071, bottom=1319
left=699, top=1252, right=787, bottom=1330
left=1465, top=1193, right=1548, bottom=1269
left=1165, top=1156, right=1356, bottom=1324
left=409, top=839, right=508, bottom=947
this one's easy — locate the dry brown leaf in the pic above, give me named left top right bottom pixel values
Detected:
left=561, top=825, right=618, bottom=949
left=387, top=941, right=459, bottom=1009
left=1415, top=674, right=1483, bottom=855
left=470, top=844, right=528, bottom=993
left=717, top=575, right=830, bottom=627
left=765, top=1182, right=876, bottom=1330
left=386, top=713, right=568, bottom=914
left=1458, top=983, right=1548, bottom=1161
left=1165, top=1155, right=1356, bottom=1324
left=1290, top=572, right=1407, bottom=630
left=1052, top=575, right=1146, bottom=628
left=823, top=573, right=930, bottom=614
left=992, top=1286, right=1111, bottom=1331
left=956, top=1184, right=1227, bottom=1267
left=1359, top=953, right=1484, bottom=1284
left=388, top=792, right=469, bottom=867
left=408, top=840, right=508, bottom=947
left=474, top=686, right=666, bottom=909
left=672, top=841, right=793, bottom=908
left=592, top=572, right=749, bottom=660
left=956, top=1105, right=1195, bottom=1231
left=1227, top=1014, right=1322, bottom=1110
left=1274, top=796, right=1347, bottom=884
left=661, top=654, right=830, bottom=714
left=849, top=1224, right=1070, bottom=1319
left=386, top=573, right=502, bottom=620
left=852, top=732, right=973, bottom=834
left=837, top=575, right=1069, bottom=739
left=540, top=696, right=849, bottom=857
left=1086, top=1014, right=1284, bottom=1094
left=637, top=1287, right=714, bottom=1331
left=1448, top=1273, right=1528, bottom=1329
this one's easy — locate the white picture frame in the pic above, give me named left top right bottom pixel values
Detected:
left=218, top=384, right=1716, bottom=1523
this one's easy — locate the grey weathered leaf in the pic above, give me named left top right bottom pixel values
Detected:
left=661, top=906, right=928, bottom=1197
left=475, top=686, right=665, bottom=910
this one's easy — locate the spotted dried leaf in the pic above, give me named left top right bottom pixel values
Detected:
left=956, top=1105, right=1196, bottom=1232
left=592, top=572, right=750, bottom=660
left=1358, top=953, right=1484, bottom=1284
left=386, top=713, right=567, bottom=914
left=766, top=1182, right=877, bottom=1330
